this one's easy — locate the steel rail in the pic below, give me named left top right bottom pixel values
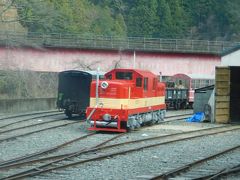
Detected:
left=165, top=113, right=193, bottom=119
left=0, top=116, right=67, bottom=134
left=0, top=111, right=191, bottom=131
left=0, top=110, right=59, bottom=121
left=0, top=111, right=192, bottom=141
left=0, top=112, right=63, bottom=129
left=0, top=114, right=192, bottom=169
left=135, top=113, right=193, bottom=131
left=0, top=133, right=95, bottom=167
left=0, top=123, right=230, bottom=170
left=195, top=164, right=240, bottom=180
left=2, top=125, right=240, bottom=180
left=0, top=116, right=69, bottom=134
left=2, top=133, right=126, bottom=180
left=149, top=145, right=240, bottom=179
left=0, top=133, right=126, bottom=170
left=0, top=121, right=79, bottom=143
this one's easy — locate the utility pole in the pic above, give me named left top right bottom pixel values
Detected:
left=133, top=51, right=136, bottom=68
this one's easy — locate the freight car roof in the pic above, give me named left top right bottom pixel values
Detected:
left=173, top=73, right=214, bottom=80
left=59, top=70, right=105, bottom=76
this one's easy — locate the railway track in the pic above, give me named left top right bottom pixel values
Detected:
left=0, top=133, right=126, bottom=180
left=1, top=124, right=239, bottom=179
left=0, top=110, right=83, bottom=143
left=0, top=111, right=63, bottom=129
left=202, top=164, right=240, bottom=180
left=0, top=114, right=190, bottom=169
left=151, top=113, right=192, bottom=124
left=0, top=110, right=60, bottom=121
left=0, top=111, right=191, bottom=143
left=0, top=133, right=96, bottom=167
left=146, top=145, right=240, bottom=179
left=0, top=120, right=80, bottom=143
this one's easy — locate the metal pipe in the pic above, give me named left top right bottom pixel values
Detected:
left=90, top=121, right=117, bottom=128
left=96, top=67, right=100, bottom=105
left=133, top=51, right=136, bottom=68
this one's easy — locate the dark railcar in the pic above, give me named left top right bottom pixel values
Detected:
left=57, top=70, right=104, bottom=118
left=163, top=73, right=214, bottom=110
left=165, top=88, right=188, bottom=110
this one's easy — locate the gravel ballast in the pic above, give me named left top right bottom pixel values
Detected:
left=0, top=110, right=239, bottom=179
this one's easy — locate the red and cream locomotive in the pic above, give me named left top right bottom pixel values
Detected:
left=86, top=69, right=166, bottom=132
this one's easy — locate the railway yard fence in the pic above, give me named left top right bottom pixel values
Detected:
left=0, top=31, right=239, bottom=54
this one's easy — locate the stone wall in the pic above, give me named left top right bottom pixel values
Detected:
left=0, top=98, right=57, bottom=114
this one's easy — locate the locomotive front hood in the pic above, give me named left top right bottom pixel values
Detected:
left=90, top=80, right=134, bottom=99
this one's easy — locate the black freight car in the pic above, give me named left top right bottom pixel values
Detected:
left=165, top=88, right=188, bottom=110
left=57, top=70, right=104, bottom=118
left=165, top=81, right=188, bottom=110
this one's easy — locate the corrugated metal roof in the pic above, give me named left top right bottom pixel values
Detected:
left=59, top=70, right=105, bottom=76
left=221, top=44, right=240, bottom=57
left=195, top=85, right=215, bottom=92
left=188, top=74, right=215, bottom=79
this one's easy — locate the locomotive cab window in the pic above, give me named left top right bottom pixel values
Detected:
left=92, top=75, right=105, bottom=80
left=136, top=77, right=142, bottom=87
left=116, top=72, right=132, bottom=80
left=144, top=77, right=148, bottom=91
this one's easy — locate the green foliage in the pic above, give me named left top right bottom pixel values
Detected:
left=14, top=0, right=127, bottom=37
left=12, top=0, right=240, bottom=40
left=155, top=0, right=174, bottom=38
left=127, top=0, right=158, bottom=37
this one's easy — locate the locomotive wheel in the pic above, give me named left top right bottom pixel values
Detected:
left=65, top=110, right=72, bottom=119
left=188, top=102, right=193, bottom=109
left=174, top=103, right=180, bottom=110
left=180, top=102, right=187, bottom=109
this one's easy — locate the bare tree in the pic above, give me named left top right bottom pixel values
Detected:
left=72, top=58, right=102, bottom=71
left=112, top=49, right=123, bottom=69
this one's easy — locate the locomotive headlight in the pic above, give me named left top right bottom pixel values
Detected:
left=101, top=81, right=109, bottom=89
left=103, top=113, right=111, bottom=121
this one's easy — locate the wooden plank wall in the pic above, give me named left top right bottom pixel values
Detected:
left=215, top=66, right=230, bottom=123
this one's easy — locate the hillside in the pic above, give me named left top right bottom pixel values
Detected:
left=1, top=0, right=240, bottom=41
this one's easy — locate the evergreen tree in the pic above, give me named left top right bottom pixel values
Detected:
left=155, top=0, right=173, bottom=38
left=127, top=0, right=158, bottom=37
left=11, top=0, right=240, bottom=40
left=167, top=0, right=188, bottom=38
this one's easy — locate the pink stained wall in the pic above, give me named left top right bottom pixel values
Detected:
left=0, top=47, right=221, bottom=76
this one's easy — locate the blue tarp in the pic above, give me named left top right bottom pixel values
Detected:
left=186, top=112, right=205, bottom=122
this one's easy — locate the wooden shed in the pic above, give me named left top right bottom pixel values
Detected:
left=215, top=66, right=240, bottom=123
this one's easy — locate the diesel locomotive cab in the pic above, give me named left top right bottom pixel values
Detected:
left=86, top=69, right=166, bottom=132
left=88, top=72, right=134, bottom=129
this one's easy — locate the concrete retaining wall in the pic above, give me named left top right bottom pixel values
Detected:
left=0, top=98, right=57, bottom=114
left=0, top=47, right=220, bottom=77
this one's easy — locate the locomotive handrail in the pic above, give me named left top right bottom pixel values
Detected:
left=0, top=31, right=239, bottom=54
left=86, top=103, right=103, bottom=124
left=86, top=106, right=97, bottom=124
